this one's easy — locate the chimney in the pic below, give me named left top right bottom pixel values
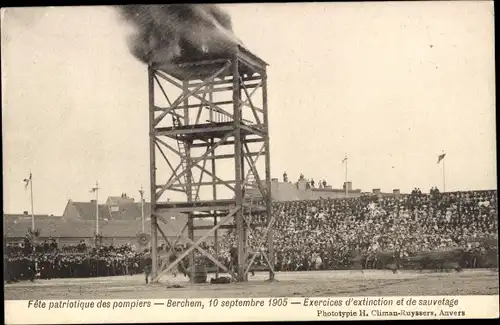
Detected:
left=373, top=189, right=381, bottom=195
left=343, top=182, right=352, bottom=191
left=393, top=189, right=400, bottom=197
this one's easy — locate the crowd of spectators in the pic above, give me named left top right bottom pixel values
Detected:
left=4, top=189, right=498, bottom=282
left=219, top=189, right=498, bottom=271
left=4, top=241, right=145, bottom=283
left=283, top=171, right=329, bottom=189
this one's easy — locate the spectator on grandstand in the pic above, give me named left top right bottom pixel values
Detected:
left=4, top=190, right=497, bottom=281
left=283, top=172, right=288, bottom=183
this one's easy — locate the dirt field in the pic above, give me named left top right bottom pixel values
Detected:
left=4, top=269, right=498, bottom=300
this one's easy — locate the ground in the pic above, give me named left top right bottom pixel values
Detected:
left=4, top=269, right=499, bottom=300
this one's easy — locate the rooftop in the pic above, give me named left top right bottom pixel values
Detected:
left=3, top=214, right=219, bottom=239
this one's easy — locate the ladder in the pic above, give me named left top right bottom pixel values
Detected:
left=243, top=167, right=257, bottom=201
left=172, top=116, right=200, bottom=201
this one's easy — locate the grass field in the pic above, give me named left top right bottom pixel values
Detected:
left=4, top=269, right=499, bottom=300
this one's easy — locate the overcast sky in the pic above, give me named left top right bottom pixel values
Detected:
left=2, top=2, right=496, bottom=215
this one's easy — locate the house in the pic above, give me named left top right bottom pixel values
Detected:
left=62, top=196, right=149, bottom=221
left=3, top=214, right=222, bottom=247
left=4, top=195, right=225, bottom=247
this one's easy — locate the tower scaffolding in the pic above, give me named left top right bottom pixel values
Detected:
left=148, top=46, right=275, bottom=283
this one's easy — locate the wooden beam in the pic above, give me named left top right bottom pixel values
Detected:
left=169, top=180, right=236, bottom=188
left=190, top=152, right=264, bottom=160
left=155, top=205, right=237, bottom=214
left=154, top=141, right=185, bottom=192
left=193, top=224, right=264, bottom=230
left=192, top=83, right=260, bottom=95
left=240, top=124, right=266, bottom=138
left=154, top=62, right=231, bottom=126
left=155, top=70, right=235, bottom=122
left=153, top=75, right=173, bottom=106
left=188, top=76, right=262, bottom=88
left=191, top=138, right=264, bottom=148
left=243, top=213, right=276, bottom=278
left=155, top=137, right=237, bottom=193
left=155, top=101, right=233, bottom=111
left=148, top=66, right=159, bottom=279
left=152, top=207, right=239, bottom=282
left=155, top=222, right=172, bottom=250
left=178, top=235, right=238, bottom=280
left=240, top=78, right=262, bottom=126
left=177, top=59, right=230, bottom=67
left=156, top=131, right=233, bottom=199
left=155, top=125, right=235, bottom=137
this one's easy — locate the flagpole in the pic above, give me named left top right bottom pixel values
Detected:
left=344, top=154, right=348, bottom=198
left=95, top=181, right=99, bottom=235
left=30, top=171, right=35, bottom=231
left=29, top=171, right=36, bottom=279
left=139, top=186, right=145, bottom=233
left=442, top=156, right=446, bottom=193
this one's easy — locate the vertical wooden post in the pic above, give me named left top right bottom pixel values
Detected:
left=232, top=54, right=245, bottom=281
left=209, top=83, right=214, bottom=123
left=262, top=73, right=274, bottom=280
left=183, top=80, right=195, bottom=282
left=239, top=77, right=248, bottom=281
left=211, top=137, right=219, bottom=278
left=148, top=65, right=158, bottom=279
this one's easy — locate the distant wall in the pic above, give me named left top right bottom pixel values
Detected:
left=247, top=180, right=362, bottom=201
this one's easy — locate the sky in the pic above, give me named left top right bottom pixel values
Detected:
left=1, top=2, right=496, bottom=215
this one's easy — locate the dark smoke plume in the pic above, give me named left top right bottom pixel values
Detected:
left=117, top=5, right=243, bottom=66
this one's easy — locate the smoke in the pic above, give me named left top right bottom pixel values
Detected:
left=117, top=5, right=243, bottom=66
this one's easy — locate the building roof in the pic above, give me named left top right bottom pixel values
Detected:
left=72, top=202, right=112, bottom=220
left=109, top=202, right=140, bottom=221
left=106, top=195, right=135, bottom=205
left=66, top=200, right=154, bottom=221
left=4, top=214, right=221, bottom=239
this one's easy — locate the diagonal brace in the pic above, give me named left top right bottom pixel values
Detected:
left=152, top=207, right=240, bottom=282
left=156, top=131, right=234, bottom=199
left=154, top=62, right=231, bottom=126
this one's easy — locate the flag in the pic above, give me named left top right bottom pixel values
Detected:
left=90, top=181, right=99, bottom=193
left=342, top=156, right=348, bottom=163
left=23, top=172, right=32, bottom=190
left=437, top=153, right=446, bottom=164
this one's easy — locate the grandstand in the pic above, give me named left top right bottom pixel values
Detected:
left=5, top=189, right=497, bottom=281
